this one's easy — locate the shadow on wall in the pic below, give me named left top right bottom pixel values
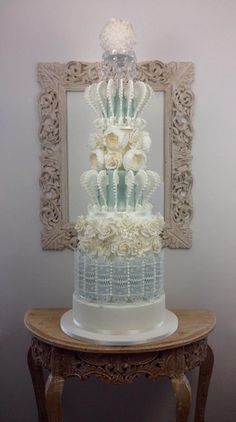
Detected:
left=62, top=372, right=198, bottom=422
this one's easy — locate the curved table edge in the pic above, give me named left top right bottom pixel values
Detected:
left=24, top=308, right=216, bottom=354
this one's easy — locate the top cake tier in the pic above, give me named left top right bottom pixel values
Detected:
left=85, top=79, right=153, bottom=130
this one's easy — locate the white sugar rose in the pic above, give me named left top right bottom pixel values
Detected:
left=131, top=238, right=150, bottom=256
left=128, top=130, right=143, bottom=148
left=84, top=223, right=97, bottom=239
left=120, top=216, right=136, bottom=235
left=89, top=133, right=104, bottom=149
left=148, top=220, right=160, bottom=236
left=140, top=220, right=160, bottom=238
left=123, top=149, right=147, bottom=171
left=104, top=151, right=122, bottom=169
left=97, top=222, right=117, bottom=240
left=75, top=217, right=86, bottom=235
left=111, top=240, right=132, bottom=257
left=89, top=149, right=104, bottom=170
left=152, top=238, right=162, bottom=254
left=104, top=127, right=128, bottom=151
left=129, top=130, right=151, bottom=153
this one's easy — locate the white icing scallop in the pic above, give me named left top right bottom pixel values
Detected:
left=107, top=79, right=115, bottom=118
left=97, top=170, right=108, bottom=209
left=135, top=169, right=149, bottom=205
left=80, top=170, right=99, bottom=207
left=125, top=170, right=135, bottom=210
left=126, top=79, right=134, bottom=120
left=85, top=84, right=101, bottom=118
left=118, top=78, right=124, bottom=124
left=112, top=169, right=119, bottom=210
left=142, top=170, right=161, bottom=204
left=97, top=81, right=107, bottom=118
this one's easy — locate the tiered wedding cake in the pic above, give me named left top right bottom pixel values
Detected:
left=61, top=18, right=178, bottom=344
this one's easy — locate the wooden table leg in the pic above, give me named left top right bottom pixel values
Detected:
left=171, top=374, right=192, bottom=422
left=27, top=346, right=48, bottom=422
left=195, top=344, right=214, bottom=422
left=45, top=373, right=65, bottom=422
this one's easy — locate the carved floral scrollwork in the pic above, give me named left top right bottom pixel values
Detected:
left=30, top=337, right=207, bottom=385
left=31, top=337, right=52, bottom=368
left=137, top=61, right=170, bottom=86
left=184, top=339, right=208, bottom=371
left=38, top=60, right=194, bottom=250
left=39, top=89, right=60, bottom=146
left=64, top=61, right=101, bottom=85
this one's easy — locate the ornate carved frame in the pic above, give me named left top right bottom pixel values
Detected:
left=38, top=60, right=194, bottom=250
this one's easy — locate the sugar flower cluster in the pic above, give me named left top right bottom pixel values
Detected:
left=75, top=214, right=164, bottom=258
left=89, top=127, right=151, bottom=172
left=99, top=18, right=136, bottom=53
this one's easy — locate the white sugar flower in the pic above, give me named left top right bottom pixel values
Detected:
left=89, top=133, right=104, bottom=149
left=128, top=130, right=143, bottom=148
left=140, top=218, right=163, bottom=238
left=89, top=148, right=104, bottom=170
left=97, top=221, right=118, bottom=240
left=142, top=131, right=152, bottom=152
left=104, top=151, right=122, bottom=169
left=123, top=149, right=147, bottom=171
left=75, top=216, right=86, bottom=235
left=152, top=238, right=162, bottom=254
left=111, top=239, right=132, bottom=257
left=104, top=127, right=128, bottom=151
left=131, top=238, right=150, bottom=256
left=84, top=223, right=97, bottom=239
left=129, top=130, right=151, bottom=153
left=99, top=18, right=136, bottom=52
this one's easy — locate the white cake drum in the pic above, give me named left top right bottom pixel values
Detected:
left=60, top=295, right=178, bottom=345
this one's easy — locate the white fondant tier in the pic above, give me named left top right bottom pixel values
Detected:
left=61, top=305, right=178, bottom=345
left=72, top=293, right=166, bottom=333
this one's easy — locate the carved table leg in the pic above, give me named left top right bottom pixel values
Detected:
left=27, top=346, right=48, bottom=422
left=195, top=344, right=214, bottom=422
left=171, top=375, right=192, bottom=422
left=45, top=373, right=65, bottom=422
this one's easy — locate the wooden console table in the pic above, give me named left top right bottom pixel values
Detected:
left=24, top=308, right=215, bottom=422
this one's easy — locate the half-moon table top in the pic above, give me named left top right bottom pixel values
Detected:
left=24, top=308, right=215, bottom=354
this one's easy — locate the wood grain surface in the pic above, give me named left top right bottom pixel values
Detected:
left=24, top=308, right=216, bottom=354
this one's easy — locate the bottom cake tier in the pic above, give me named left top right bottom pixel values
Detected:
left=72, top=293, right=166, bottom=333
left=60, top=249, right=178, bottom=344
left=60, top=302, right=178, bottom=344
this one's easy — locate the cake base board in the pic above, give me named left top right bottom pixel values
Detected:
left=60, top=309, right=178, bottom=345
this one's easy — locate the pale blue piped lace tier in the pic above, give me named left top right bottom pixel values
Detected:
left=74, top=250, right=164, bottom=304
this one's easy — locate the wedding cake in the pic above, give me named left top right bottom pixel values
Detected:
left=61, top=18, right=178, bottom=344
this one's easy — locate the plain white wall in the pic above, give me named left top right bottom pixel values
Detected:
left=1, top=0, right=236, bottom=421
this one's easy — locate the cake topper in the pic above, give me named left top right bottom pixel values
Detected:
left=60, top=18, right=178, bottom=345
left=99, top=18, right=136, bottom=53
left=99, top=18, right=137, bottom=81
